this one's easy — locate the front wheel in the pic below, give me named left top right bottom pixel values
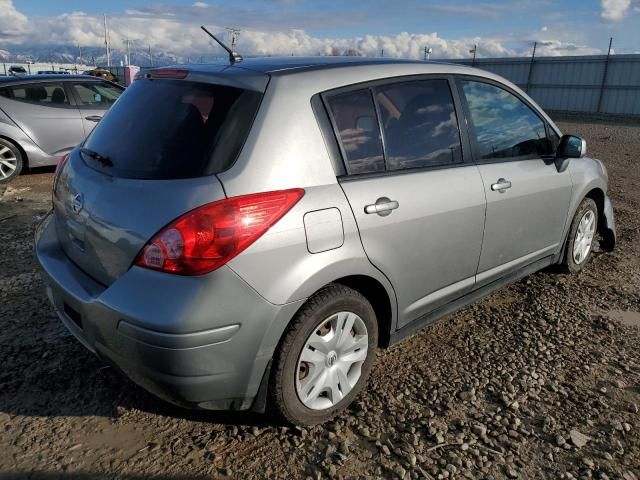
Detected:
left=269, top=284, right=378, bottom=425
left=561, top=197, right=598, bottom=273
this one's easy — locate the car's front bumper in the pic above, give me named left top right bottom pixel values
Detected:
left=35, top=212, right=304, bottom=410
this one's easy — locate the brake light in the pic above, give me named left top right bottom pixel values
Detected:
left=135, top=189, right=305, bottom=275
left=56, top=153, right=69, bottom=173
left=149, top=68, right=189, bottom=79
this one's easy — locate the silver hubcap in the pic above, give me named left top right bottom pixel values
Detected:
left=0, top=145, right=18, bottom=179
left=295, top=311, right=369, bottom=410
left=573, top=210, right=596, bottom=264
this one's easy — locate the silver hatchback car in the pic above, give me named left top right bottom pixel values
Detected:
left=0, top=75, right=124, bottom=182
left=35, top=57, right=616, bottom=425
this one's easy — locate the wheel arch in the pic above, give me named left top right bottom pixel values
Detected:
left=331, top=274, right=394, bottom=348
left=278, top=274, right=396, bottom=349
left=559, top=185, right=610, bottom=264
left=585, top=187, right=604, bottom=221
left=584, top=187, right=616, bottom=250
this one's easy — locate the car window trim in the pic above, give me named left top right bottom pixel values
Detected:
left=338, top=159, right=475, bottom=183
left=310, top=93, right=346, bottom=177
left=5, top=81, right=78, bottom=109
left=454, top=74, right=557, bottom=165
left=321, top=74, right=473, bottom=179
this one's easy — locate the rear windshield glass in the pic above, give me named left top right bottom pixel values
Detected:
left=83, top=79, right=262, bottom=179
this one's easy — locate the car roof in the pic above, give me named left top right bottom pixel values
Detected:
left=0, top=74, right=107, bottom=85
left=181, top=56, right=502, bottom=82
left=181, top=56, right=454, bottom=75
left=237, top=56, right=439, bottom=73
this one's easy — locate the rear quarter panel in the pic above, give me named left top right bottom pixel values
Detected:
left=227, top=183, right=397, bottom=310
left=0, top=104, right=57, bottom=167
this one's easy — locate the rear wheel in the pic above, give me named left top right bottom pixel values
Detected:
left=0, top=138, right=23, bottom=183
left=269, top=284, right=378, bottom=425
left=561, top=197, right=598, bottom=273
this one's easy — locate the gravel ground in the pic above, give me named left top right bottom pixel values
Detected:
left=0, top=118, right=639, bottom=480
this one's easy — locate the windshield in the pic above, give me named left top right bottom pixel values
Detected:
left=82, top=78, right=263, bottom=179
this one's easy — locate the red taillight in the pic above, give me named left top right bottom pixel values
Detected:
left=53, top=153, right=69, bottom=193
left=135, top=189, right=305, bottom=275
left=149, top=68, right=189, bottom=79
left=56, top=153, right=69, bottom=173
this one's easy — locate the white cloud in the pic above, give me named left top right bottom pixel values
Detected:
left=192, top=2, right=208, bottom=7
left=534, top=40, right=600, bottom=56
left=541, top=26, right=548, bottom=32
left=0, top=0, right=606, bottom=61
left=601, top=0, right=632, bottom=20
left=0, top=0, right=29, bottom=43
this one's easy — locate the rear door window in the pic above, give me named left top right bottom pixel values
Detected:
left=325, top=89, right=385, bottom=175
left=374, top=79, right=463, bottom=170
left=82, top=79, right=263, bottom=179
left=7, top=83, right=70, bottom=106
left=71, top=81, right=123, bottom=107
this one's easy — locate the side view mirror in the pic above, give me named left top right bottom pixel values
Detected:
left=557, top=135, right=587, bottom=159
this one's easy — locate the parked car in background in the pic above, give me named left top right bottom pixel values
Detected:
left=0, top=75, right=124, bottom=182
left=35, top=58, right=616, bottom=425
left=8, top=65, right=28, bottom=76
left=83, top=68, right=119, bottom=83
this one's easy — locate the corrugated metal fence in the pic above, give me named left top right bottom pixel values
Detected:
left=448, top=54, right=640, bottom=116
left=102, top=54, right=640, bottom=115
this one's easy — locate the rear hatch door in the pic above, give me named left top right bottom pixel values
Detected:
left=52, top=69, right=266, bottom=286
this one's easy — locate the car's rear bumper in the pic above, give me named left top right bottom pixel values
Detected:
left=35, top=212, right=303, bottom=410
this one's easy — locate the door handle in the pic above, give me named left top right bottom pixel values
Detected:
left=85, top=115, right=102, bottom=122
left=364, top=197, right=399, bottom=216
left=491, top=178, right=512, bottom=193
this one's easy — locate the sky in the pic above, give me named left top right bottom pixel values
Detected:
left=1, top=0, right=639, bottom=61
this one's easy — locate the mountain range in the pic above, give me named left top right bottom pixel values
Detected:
left=0, top=45, right=193, bottom=67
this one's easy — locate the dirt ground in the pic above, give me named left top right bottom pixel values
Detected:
left=0, top=118, right=639, bottom=480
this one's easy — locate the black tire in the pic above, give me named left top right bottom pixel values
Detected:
left=269, top=284, right=378, bottom=426
left=0, top=138, right=23, bottom=183
left=561, top=197, right=598, bottom=273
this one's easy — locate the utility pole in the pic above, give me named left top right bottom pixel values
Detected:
left=148, top=44, right=153, bottom=67
left=470, top=43, right=477, bottom=67
left=525, top=41, right=537, bottom=93
left=381, top=48, right=384, bottom=57
left=597, top=37, right=614, bottom=114
left=103, top=14, right=111, bottom=67
left=225, top=27, right=241, bottom=53
left=424, top=46, right=432, bottom=61
left=125, top=38, right=131, bottom=65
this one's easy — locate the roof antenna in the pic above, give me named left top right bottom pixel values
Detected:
left=200, top=25, right=243, bottom=64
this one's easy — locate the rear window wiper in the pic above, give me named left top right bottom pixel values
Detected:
left=80, top=147, right=113, bottom=167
